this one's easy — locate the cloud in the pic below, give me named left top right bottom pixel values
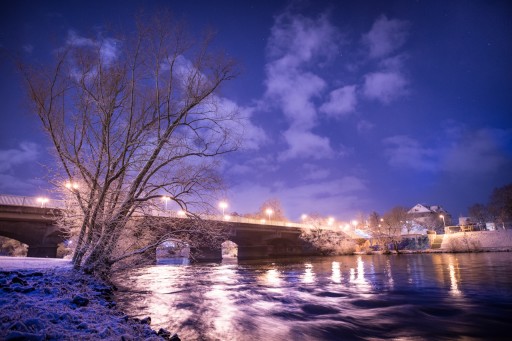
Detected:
left=357, top=120, right=375, bottom=133
left=0, top=143, right=43, bottom=193
left=319, top=85, right=357, bottom=117
left=383, top=135, right=438, bottom=171
left=0, top=142, right=39, bottom=172
left=363, top=71, right=408, bottom=104
left=265, top=65, right=326, bottom=129
left=279, top=129, right=333, bottom=160
left=264, top=10, right=341, bottom=159
left=210, top=97, right=268, bottom=151
left=229, top=176, right=367, bottom=220
left=227, top=156, right=279, bottom=176
left=302, top=164, right=331, bottom=180
left=442, top=128, right=512, bottom=173
left=383, top=127, right=512, bottom=174
left=66, top=30, right=120, bottom=66
left=267, top=12, right=339, bottom=65
left=362, top=15, right=410, bottom=59
left=22, top=44, right=34, bottom=53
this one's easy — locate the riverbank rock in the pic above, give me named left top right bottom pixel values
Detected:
left=0, top=268, right=176, bottom=340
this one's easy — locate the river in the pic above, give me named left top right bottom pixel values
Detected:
left=114, top=253, right=512, bottom=340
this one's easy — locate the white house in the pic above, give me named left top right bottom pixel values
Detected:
left=407, top=204, right=452, bottom=227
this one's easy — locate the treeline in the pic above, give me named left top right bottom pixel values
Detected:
left=468, top=183, right=512, bottom=229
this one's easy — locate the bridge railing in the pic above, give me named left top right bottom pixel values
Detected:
left=0, top=194, right=65, bottom=209
left=0, top=194, right=349, bottom=234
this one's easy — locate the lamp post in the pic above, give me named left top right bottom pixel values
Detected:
left=265, top=208, right=273, bottom=224
left=65, top=182, right=79, bottom=190
left=37, top=197, right=48, bottom=208
left=351, top=220, right=358, bottom=231
left=219, top=201, right=228, bottom=216
left=439, top=214, right=446, bottom=227
left=162, top=196, right=170, bottom=210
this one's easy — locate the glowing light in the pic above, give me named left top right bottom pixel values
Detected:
left=448, top=257, right=461, bottom=296
left=161, top=196, right=170, bottom=210
left=223, top=214, right=231, bottom=221
left=328, top=217, right=335, bottom=226
left=177, top=210, right=186, bottom=217
left=301, top=214, right=308, bottom=221
left=37, top=197, right=49, bottom=208
left=439, top=214, right=446, bottom=227
left=219, top=201, right=228, bottom=216
left=331, top=261, right=341, bottom=283
left=302, top=263, right=315, bottom=284
left=265, top=208, right=273, bottom=222
left=351, top=220, right=358, bottom=227
left=64, top=182, right=79, bottom=190
left=265, top=269, right=281, bottom=286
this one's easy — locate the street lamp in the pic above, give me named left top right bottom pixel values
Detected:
left=301, top=214, right=308, bottom=221
left=161, top=196, right=170, bottom=210
left=177, top=210, right=186, bottom=217
left=37, top=197, right=49, bottom=208
left=65, top=182, right=79, bottom=190
left=265, top=208, right=273, bottom=223
left=327, top=217, right=335, bottom=226
left=439, top=214, right=446, bottom=227
left=219, top=201, right=228, bottom=216
left=351, top=220, right=358, bottom=231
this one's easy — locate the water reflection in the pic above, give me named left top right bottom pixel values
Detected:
left=115, top=253, right=512, bottom=340
left=448, top=256, right=462, bottom=297
left=302, top=263, right=315, bottom=284
left=331, top=261, right=341, bottom=283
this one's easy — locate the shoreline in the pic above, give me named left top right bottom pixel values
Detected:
left=1, top=248, right=511, bottom=339
left=0, top=263, right=179, bottom=340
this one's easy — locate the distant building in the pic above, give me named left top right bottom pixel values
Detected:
left=407, top=204, right=452, bottom=228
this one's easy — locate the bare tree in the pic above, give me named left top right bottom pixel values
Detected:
left=299, top=214, right=355, bottom=255
left=468, top=203, right=489, bottom=229
left=244, top=198, right=288, bottom=222
left=369, top=206, right=407, bottom=252
left=19, top=12, right=241, bottom=276
left=488, top=184, right=512, bottom=229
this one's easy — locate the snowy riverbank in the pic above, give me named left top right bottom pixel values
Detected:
left=0, top=258, right=179, bottom=340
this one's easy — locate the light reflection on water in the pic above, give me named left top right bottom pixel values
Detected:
left=115, top=253, right=512, bottom=340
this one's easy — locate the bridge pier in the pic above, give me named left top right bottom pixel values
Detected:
left=27, top=245, right=58, bottom=258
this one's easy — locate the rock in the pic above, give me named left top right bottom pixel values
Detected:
left=77, top=322, right=88, bottom=330
left=13, top=286, right=35, bottom=293
left=157, top=328, right=172, bottom=339
left=10, top=277, right=28, bottom=286
left=5, top=331, right=44, bottom=341
left=140, top=316, right=151, bottom=325
left=71, top=295, right=89, bottom=307
left=24, top=318, right=45, bottom=332
left=8, top=321, right=29, bottom=333
left=170, top=333, right=181, bottom=341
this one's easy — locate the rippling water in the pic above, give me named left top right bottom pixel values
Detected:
left=114, top=253, right=512, bottom=340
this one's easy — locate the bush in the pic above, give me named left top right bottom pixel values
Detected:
left=397, top=236, right=429, bottom=250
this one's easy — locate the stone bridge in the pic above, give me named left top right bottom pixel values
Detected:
left=0, top=194, right=348, bottom=260
left=0, top=203, right=63, bottom=257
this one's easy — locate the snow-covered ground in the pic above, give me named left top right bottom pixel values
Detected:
left=441, top=230, right=512, bottom=250
left=0, top=257, right=179, bottom=340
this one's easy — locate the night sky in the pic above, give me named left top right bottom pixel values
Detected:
left=1, top=0, right=511, bottom=221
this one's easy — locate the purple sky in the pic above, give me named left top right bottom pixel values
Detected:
left=1, top=0, right=511, bottom=221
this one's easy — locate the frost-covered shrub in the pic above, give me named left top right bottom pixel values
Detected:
left=398, top=236, right=429, bottom=250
